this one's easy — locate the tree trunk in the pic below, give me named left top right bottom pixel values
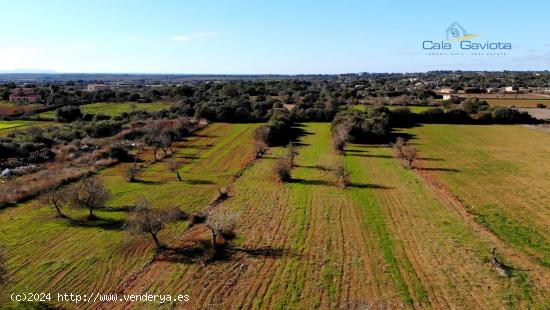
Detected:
left=153, top=147, right=158, bottom=161
left=150, top=232, right=161, bottom=248
left=89, top=207, right=94, bottom=218
left=176, top=171, right=182, bottom=181
left=211, top=230, right=218, bottom=249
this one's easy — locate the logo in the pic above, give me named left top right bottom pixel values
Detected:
left=422, top=22, right=511, bottom=54
left=446, top=22, right=479, bottom=42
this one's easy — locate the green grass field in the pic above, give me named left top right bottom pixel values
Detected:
left=1, top=122, right=549, bottom=309
left=36, top=102, right=174, bottom=119
left=406, top=124, right=550, bottom=268
left=104, top=123, right=548, bottom=309
left=0, top=120, right=58, bottom=136
left=0, top=123, right=259, bottom=309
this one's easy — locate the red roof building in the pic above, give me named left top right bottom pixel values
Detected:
left=9, top=88, right=40, bottom=103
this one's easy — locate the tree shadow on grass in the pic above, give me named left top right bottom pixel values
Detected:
left=230, top=246, right=297, bottom=258
left=156, top=245, right=205, bottom=264
left=347, top=153, right=394, bottom=159
left=132, top=179, right=166, bottom=185
left=186, top=179, right=215, bottom=185
left=64, top=217, right=126, bottom=231
left=288, top=178, right=333, bottom=186
left=294, top=164, right=331, bottom=171
left=347, top=183, right=393, bottom=189
left=419, top=167, right=460, bottom=172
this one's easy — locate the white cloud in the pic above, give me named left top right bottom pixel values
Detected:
left=130, top=37, right=143, bottom=43
left=171, top=35, right=191, bottom=41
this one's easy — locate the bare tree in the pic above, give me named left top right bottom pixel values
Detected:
left=165, top=159, right=183, bottom=181
left=143, top=120, right=174, bottom=160
left=393, top=137, right=417, bottom=168
left=124, top=163, right=143, bottom=182
left=124, top=197, right=181, bottom=249
left=287, top=141, right=298, bottom=165
left=206, top=209, right=239, bottom=250
left=332, top=124, right=350, bottom=154
left=273, top=157, right=293, bottom=182
left=252, top=126, right=270, bottom=158
left=253, top=125, right=270, bottom=145
left=40, top=187, right=70, bottom=217
left=334, top=162, right=351, bottom=188
left=252, top=139, right=268, bottom=159
left=400, top=145, right=417, bottom=168
left=393, top=136, right=405, bottom=157
left=69, top=175, right=111, bottom=219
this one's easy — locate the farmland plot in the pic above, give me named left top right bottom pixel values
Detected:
left=109, top=123, right=547, bottom=309
left=0, top=123, right=259, bottom=308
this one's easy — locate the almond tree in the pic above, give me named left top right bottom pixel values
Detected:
left=332, top=123, right=351, bottom=154
left=400, top=145, right=417, bottom=168
left=206, top=209, right=239, bottom=250
left=143, top=119, right=174, bottom=160
left=334, top=162, right=351, bottom=188
left=69, top=175, right=111, bottom=219
left=124, top=197, right=181, bottom=249
left=273, top=157, right=293, bottom=182
left=287, top=141, right=298, bottom=165
left=165, top=159, right=182, bottom=181
left=40, top=187, right=70, bottom=217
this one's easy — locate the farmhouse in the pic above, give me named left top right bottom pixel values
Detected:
left=437, top=87, right=456, bottom=94
left=505, top=86, right=518, bottom=93
left=442, top=94, right=459, bottom=100
left=9, top=88, right=40, bottom=103
left=86, top=84, right=112, bottom=91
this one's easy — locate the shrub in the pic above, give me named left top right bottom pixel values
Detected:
left=124, top=164, right=143, bottom=182
left=273, top=157, right=293, bottom=182
left=56, top=105, right=82, bottom=122
left=334, top=162, right=351, bottom=188
left=463, top=99, right=489, bottom=114
left=105, top=143, right=132, bottom=161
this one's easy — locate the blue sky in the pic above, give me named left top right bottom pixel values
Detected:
left=1, top=0, right=549, bottom=74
